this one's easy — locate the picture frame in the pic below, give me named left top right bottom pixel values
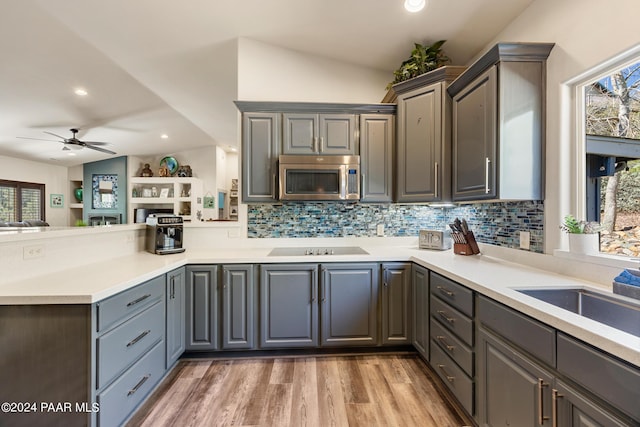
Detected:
left=159, top=188, right=170, bottom=198
left=50, top=194, right=64, bottom=208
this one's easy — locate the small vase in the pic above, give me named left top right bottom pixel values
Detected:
left=74, top=187, right=83, bottom=203
left=568, top=233, right=600, bottom=255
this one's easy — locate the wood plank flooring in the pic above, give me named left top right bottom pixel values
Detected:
left=127, top=353, right=474, bottom=427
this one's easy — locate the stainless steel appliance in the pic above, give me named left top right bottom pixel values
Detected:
left=146, top=214, right=185, bottom=254
left=279, top=155, right=360, bottom=201
left=419, top=229, right=452, bottom=250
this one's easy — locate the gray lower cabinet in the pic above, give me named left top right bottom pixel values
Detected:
left=185, top=265, right=219, bottom=351
left=412, top=264, right=429, bottom=360
left=283, top=113, right=357, bottom=155
left=381, top=263, right=412, bottom=345
left=429, top=272, right=475, bottom=416
left=240, top=112, right=280, bottom=202
left=166, top=267, right=185, bottom=368
left=95, top=275, right=167, bottom=427
left=477, top=295, right=638, bottom=427
left=320, top=263, right=379, bottom=346
left=222, top=264, right=257, bottom=350
left=260, top=263, right=319, bottom=348
left=360, top=114, right=394, bottom=202
left=477, top=327, right=553, bottom=427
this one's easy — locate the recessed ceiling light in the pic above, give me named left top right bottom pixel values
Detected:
left=404, top=0, right=426, bottom=13
left=161, top=134, right=169, bottom=139
left=74, top=88, right=88, bottom=96
left=67, top=152, right=77, bottom=156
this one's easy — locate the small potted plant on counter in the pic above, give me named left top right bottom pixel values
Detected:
left=560, top=214, right=602, bottom=255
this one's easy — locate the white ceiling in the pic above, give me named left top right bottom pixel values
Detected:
left=0, top=0, right=535, bottom=167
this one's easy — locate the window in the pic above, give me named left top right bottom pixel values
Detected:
left=584, top=60, right=640, bottom=257
left=0, top=180, right=45, bottom=223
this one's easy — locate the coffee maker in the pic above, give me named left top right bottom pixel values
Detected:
left=145, top=214, right=185, bottom=254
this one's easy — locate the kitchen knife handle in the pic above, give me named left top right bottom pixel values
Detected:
left=485, top=157, right=491, bottom=194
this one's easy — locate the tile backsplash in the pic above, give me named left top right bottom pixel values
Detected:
left=248, top=200, right=544, bottom=253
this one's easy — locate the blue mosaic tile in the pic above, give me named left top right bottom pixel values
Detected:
left=247, top=201, right=544, bottom=253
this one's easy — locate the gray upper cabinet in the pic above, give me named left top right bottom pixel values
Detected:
left=166, top=267, right=185, bottom=368
left=260, top=263, right=319, bottom=348
left=393, top=66, right=465, bottom=203
left=185, top=265, right=219, bottom=351
left=283, top=113, right=357, bottom=155
left=222, top=265, right=257, bottom=350
left=320, top=263, right=379, bottom=346
left=381, top=262, right=412, bottom=345
left=240, top=112, right=280, bottom=202
left=360, top=114, right=394, bottom=202
left=448, top=42, right=554, bottom=201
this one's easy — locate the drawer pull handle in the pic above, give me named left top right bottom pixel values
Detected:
left=127, top=330, right=151, bottom=348
left=127, top=294, right=151, bottom=307
left=538, top=378, right=550, bottom=424
left=551, top=388, right=563, bottom=427
left=437, top=310, right=455, bottom=324
left=127, top=374, right=150, bottom=396
left=436, top=335, right=455, bottom=352
left=437, top=364, right=455, bottom=383
left=437, top=286, right=454, bottom=297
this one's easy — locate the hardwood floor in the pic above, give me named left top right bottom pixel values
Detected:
left=128, top=353, right=474, bottom=427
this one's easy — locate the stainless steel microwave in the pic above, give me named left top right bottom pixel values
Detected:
left=279, top=155, right=360, bottom=201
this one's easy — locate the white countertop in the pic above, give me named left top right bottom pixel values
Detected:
left=1, top=243, right=638, bottom=367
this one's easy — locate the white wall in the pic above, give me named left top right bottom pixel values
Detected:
left=0, top=155, right=68, bottom=226
left=237, top=38, right=390, bottom=103
left=482, top=0, right=640, bottom=254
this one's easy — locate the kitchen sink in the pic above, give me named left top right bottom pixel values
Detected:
left=516, top=288, right=640, bottom=338
left=267, top=246, right=369, bottom=256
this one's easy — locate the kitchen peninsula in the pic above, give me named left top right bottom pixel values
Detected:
left=1, top=226, right=638, bottom=426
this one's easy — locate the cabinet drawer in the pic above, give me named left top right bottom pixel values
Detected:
left=557, top=333, right=640, bottom=421
left=430, top=272, right=473, bottom=317
left=97, top=301, right=164, bottom=389
left=431, top=317, right=473, bottom=376
left=431, top=340, right=473, bottom=414
left=97, top=340, right=165, bottom=427
left=477, top=295, right=555, bottom=366
left=97, top=275, right=164, bottom=333
left=431, top=295, right=473, bottom=346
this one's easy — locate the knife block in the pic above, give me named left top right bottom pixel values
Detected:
left=453, top=231, right=480, bottom=255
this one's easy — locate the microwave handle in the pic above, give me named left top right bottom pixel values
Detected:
left=272, top=172, right=277, bottom=199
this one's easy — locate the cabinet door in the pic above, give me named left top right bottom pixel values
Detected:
left=452, top=66, right=497, bottom=201
left=318, top=114, right=357, bottom=154
left=221, top=265, right=256, bottom=350
left=185, top=265, right=218, bottom=350
left=283, top=113, right=318, bottom=154
left=320, top=263, right=379, bottom=346
left=260, top=264, right=319, bottom=348
left=166, top=267, right=185, bottom=367
left=553, top=380, right=633, bottom=427
left=477, top=328, right=553, bottom=427
left=412, top=264, right=429, bottom=359
left=360, top=114, right=394, bottom=202
left=381, top=263, right=412, bottom=345
left=242, top=113, right=280, bottom=202
left=396, top=83, right=443, bottom=202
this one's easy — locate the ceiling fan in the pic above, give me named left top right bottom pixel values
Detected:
left=17, top=128, right=116, bottom=155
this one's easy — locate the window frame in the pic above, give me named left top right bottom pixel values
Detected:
left=0, top=179, right=46, bottom=223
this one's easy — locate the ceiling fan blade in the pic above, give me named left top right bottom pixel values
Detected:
left=16, top=136, right=63, bottom=142
left=82, top=141, right=109, bottom=146
left=43, top=131, right=68, bottom=140
left=85, top=145, right=116, bottom=155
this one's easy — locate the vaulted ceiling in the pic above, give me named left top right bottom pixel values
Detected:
left=0, top=0, right=535, bottom=167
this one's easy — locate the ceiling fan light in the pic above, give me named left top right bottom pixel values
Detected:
left=404, top=0, right=426, bottom=13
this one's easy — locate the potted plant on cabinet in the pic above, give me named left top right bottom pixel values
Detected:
left=386, top=40, right=450, bottom=90
left=560, top=214, right=602, bottom=255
